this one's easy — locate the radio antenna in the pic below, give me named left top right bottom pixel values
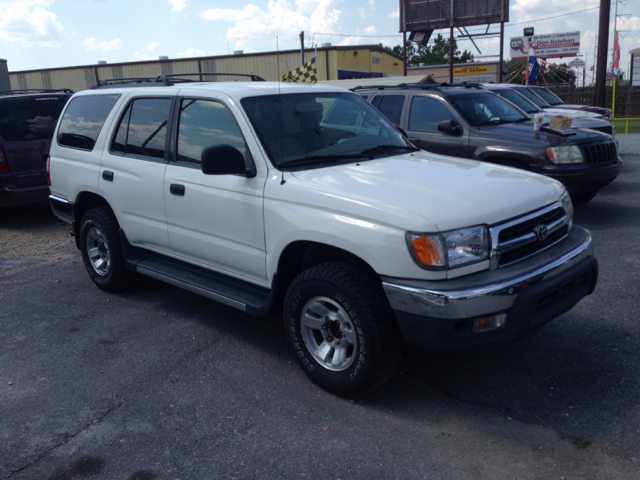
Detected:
left=277, top=36, right=286, bottom=185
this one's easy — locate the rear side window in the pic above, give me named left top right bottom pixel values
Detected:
left=377, top=96, right=404, bottom=125
left=110, top=98, right=172, bottom=159
left=0, top=96, right=69, bottom=142
left=57, top=94, right=120, bottom=151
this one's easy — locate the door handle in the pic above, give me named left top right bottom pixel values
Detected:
left=102, top=170, right=114, bottom=181
left=170, top=184, right=185, bottom=196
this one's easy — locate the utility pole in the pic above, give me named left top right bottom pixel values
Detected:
left=593, top=0, right=610, bottom=107
left=300, top=31, right=304, bottom=65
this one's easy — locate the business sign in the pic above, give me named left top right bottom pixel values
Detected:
left=400, top=0, right=509, bottom=32
left=569, top=58, right=585, bottom=68
left=453, top=65, right=489, bottom=75
left=632, top=53, right=640, bottom=87
left=510, top=32, right=580, bottom=59
left=452, top=73, right=493, bottom=83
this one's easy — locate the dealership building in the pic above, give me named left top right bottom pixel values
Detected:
left=7, top=45, right=404, bottom=92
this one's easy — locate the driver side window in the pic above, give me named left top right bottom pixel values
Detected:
left=409, top=97, right=456, bottom=132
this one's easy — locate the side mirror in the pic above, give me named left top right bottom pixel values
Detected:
left=437, top=120, right=462, bottom=136
left=201, top=144, right=247, bottom=176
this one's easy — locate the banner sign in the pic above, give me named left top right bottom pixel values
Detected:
left=453, top=66, right=489, bottom=75
left=452, top=74, right=493, bottom=84
left=510, top=32, right=580, bottom=59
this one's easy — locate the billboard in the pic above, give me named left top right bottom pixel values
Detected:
left=400, top=0, right=509, bottom=32
left=510, top=32, right=580, bottom=59
left=632, top=53, right=640, bottom=87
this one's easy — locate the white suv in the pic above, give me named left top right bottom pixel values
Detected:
left=48, top=75, right=598, bottom=396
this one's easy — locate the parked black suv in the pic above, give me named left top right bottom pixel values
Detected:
left=355, top=83, right=621, bottom=205
left=0, top=89, right=73, bottom=209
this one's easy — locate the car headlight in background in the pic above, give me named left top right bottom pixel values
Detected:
left=546, top=145, right=584, bottom=164
left=407, top=226, right=489, bottom=270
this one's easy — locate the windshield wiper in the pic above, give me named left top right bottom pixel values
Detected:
left=279, top=153, right=373, bottom=167
left=513, top=117, right=530, bottom=123
left=361, top=144, right=419, bottom=155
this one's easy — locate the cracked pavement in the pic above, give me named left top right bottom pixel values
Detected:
left=0, top=136, right=639, bottom=479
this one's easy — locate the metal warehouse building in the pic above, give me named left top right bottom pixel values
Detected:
left=8, top=45, right=404, bottom=92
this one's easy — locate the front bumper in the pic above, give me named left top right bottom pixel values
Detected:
left=382, top=226, right=597, bottom=349
left=534, top=158, right=622, bottom=192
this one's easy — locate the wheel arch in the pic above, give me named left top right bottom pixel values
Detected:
left=73, top=191, right=113, bottom=248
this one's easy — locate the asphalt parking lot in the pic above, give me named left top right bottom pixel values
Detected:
left=1, top=136, right=639, bottom=480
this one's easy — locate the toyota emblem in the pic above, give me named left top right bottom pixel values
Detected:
left=534, top=224, right=548, bottom=241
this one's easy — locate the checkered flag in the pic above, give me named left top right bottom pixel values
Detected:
left=280, top=57, right=317, bottom=83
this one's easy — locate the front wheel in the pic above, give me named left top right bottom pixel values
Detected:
left=284, top=262, right=403, bottom=396
left=79, top=206, right=134, bottom=292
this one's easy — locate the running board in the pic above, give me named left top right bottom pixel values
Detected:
left=119, top=231, right=274, bottom=316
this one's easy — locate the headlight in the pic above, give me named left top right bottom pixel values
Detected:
left=546, top=145, right=584, bottom=164
left=407, top=226, right=489, bottom=270
left=560, top=189, right=574, bottom=230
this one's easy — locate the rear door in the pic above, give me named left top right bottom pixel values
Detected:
left=0, top=94, right=70, bottom=187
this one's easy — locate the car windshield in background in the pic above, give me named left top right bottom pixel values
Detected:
left=450, top=92, right=529, bottom=126
left=513, top=87, right=550, bottom=108
left=241, top=92, right=412, bottom=168
left=493, top=89, right=539, bottom=115
left=532, top=88, right=564, bottom=106
left=0, top=96, right=69, bottom=142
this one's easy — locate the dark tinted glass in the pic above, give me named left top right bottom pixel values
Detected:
left=0, top=96, right=69, bottom=142
left=494, top=89, right=538, bottom=113
left=409, top=97, right=456, bottom=132
left=450, top=93, right=528, bottom=126
left=177, top=99, right=246, bottom=165
left=110, top=103, right=131, bottom=154
left=377, top=96, right=404, bottom=124
left=532, top=87, right=563, bottom=105
left=125, top=98, right=172, bottom=159
left=514, top=87, right=548, bottom=108
left=57, top=95, right=119, bottom=150
left=323, top=99, right=360, bottom=125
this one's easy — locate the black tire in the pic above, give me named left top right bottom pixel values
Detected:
left=283, top=262, right=404, bottom=396
left=79, top=206, right=134, bottom=292
left=570, top=189, right=599, bottom=206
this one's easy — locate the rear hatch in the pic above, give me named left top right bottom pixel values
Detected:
left=0, top=94, right=70, bottom=187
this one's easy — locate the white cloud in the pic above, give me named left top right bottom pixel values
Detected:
left=337, top=25, right=382, bottom=46
left=200, top=0, right=343, bottom=51
left=0, top=0, right=64, bottom=47
left=168, top=0, right=186, bottom=13
left=147, top=42, right=161, bottom=53
left=133, top=42, right=163, bottom=60
left=177, top=47, right=206, bottom=57
left=388, top=10, right=399, bottom=18
left=83, top=37, right=123, bottom=51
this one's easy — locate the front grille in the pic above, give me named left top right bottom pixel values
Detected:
left=581, top=141, right=618, bottom=166
left=490, top=204, right=570, bottom=269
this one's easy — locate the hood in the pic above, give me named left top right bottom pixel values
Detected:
left=553, top=105, right=611, bottom=116
left=542, top=107, right=600, bottom=119
left=285, top=150, right=564, bottom=232
left=479, top=122, right=612, bottom=145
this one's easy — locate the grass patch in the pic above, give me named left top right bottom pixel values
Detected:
left=614, top=118, right=640, bottom=134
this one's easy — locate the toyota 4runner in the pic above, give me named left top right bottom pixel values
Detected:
left=48, top=75, right=598, bottom=396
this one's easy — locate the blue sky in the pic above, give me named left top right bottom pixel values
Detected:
left=0, top=0, right=638, bottom=77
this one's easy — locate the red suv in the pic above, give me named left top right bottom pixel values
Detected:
left=0, top=89, right=73, bottom=209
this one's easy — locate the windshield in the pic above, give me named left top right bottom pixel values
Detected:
left=493, top=89, right=540, bottom=114
left=513, top=87, right=550, bottom=108
left=532, top=87, right=564, bottom=105
left=241, top=92, right=412, bottom=168
left=449, top=92, right=529, bottom=126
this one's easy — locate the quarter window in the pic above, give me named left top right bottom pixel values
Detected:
left=409, top=97, right=456, bottom=132
left=177, top=99, right=247, bottom=165
left=58, top=94, right=120, bottom=150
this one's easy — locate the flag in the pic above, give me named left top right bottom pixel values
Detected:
left=528, top=47, right=540, bottom=85
left=280, top=57, right=317, bottom=83
left=590, top=65, right=594, bottom=72
left=612, top=32, right=620, bottom=78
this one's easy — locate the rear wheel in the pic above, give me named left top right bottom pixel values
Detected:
left=79, top=206, right=134, bottom=292
left=284, top=262, right=404, bottom=396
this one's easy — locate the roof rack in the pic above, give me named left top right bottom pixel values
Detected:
left=91, top=72, right=266, bottom=89
left=351, top=82, right=489, bottom=93
left=0, top=88, right=74, bottom=95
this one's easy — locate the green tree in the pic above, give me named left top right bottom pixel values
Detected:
left=386, top=34, right=474, bottom=67
left=505, top=58, right=577, bottom=86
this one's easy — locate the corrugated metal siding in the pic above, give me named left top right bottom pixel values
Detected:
left=7, top=47, right=402, bottom=91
